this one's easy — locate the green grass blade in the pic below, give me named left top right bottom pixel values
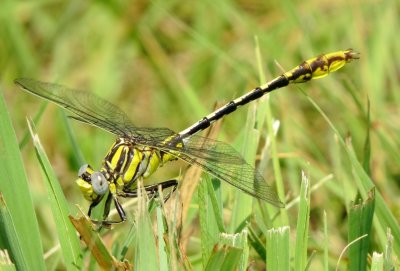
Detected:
left=230, top=105, right=257, bottom=231
left=18, top=102, right=47, bottom=150
left=254, top=37, right=288, bottom=226
left=294, top=172, right=310, bottom=271
left=26, top=118, right=82, bottom=270
left=204, top=244, right=242, bottom=271
left=157, top=205, right=169, bottom=271
left=206, top=177, right=225, bottom=233
left=323, top=211, right=329, bottom=271
left=198, top=175, right=219, bottom=268
left=116, top=223, right=136, bottom=261
left=0, top=90, right=45, bottom=271
left=306, top=93, right=400, bottom=255
left=266, top=226, right=290, bottom=271
left=362, top=99, right=371, bottom=175
left=370, top=253, right=383, bottom=271
left=348, top=188, right=375, bottom=271
left=0, top=195, right=24, bottom=270
left=61, top=113, right=86, bottom=167
left=134, top=185, right=159, bottom=271
left=247, top=225, right=266, bottom=260
left=219, top=247, right=243, bottom=271
left=384, top=228, right=394, bottom=271
left=219, top=230, right=249, bottom=271
left=117, top=198, right=160, bottom=262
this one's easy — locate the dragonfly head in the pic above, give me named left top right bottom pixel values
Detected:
left=76, top=164, right=109, bottom=202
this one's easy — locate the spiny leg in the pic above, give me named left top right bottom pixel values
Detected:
left=120, top=179, right=178, bottom=202
left=89, top=192, right=127, bottom=226
left=87, top=197, right=103, bottom=218
left=89, top=180, right=178, bottom=227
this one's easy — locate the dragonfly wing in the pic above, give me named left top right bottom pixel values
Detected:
left=162, top=134, right=284, bottom=207
left=15, top=78, right=177, bottom=142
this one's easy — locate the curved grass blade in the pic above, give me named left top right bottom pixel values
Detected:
left=348, top=188, right=375, bottom=271
left=306, top=93, right=400, bottom=256
left=0, top=90, right=45, bottom=271
left=26, top=118, right=82, bottom=270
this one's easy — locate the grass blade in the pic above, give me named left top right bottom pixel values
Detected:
left=294, top=172, right=310, bottom=271
left=254, top=37, right=288, bottom=226
left=384, top=228, right=394, bottom=271
left=230, top=105, right=257, bottom=230
left=266, top=226, right=290, bottom=271
left=0, top=90, right=45, bottom=270
left=204, top=244, right=242, bottom=271
left=26, top=117, right=82, bottom=270
left=156, top=205, right=169, bottom=271
left=69, top=213, right=131, bottom=270
left=206, top=177, right=225, bottom=233
left=247, top=224, right=266, bottom=260
left=134, top=184, right=159, bottom=271
left=306, top=93, right=400, bottom=255
left=323, top=211, right=329, bottom=271
left=362, top=98, right=371, bottom=175
left=370, top=253, right=383, bottom=271
left=220, top=231, right=249, bottom=271
left=0, top=249, right=16, bottom=271
left=0, top=194, right=24, bottom=270
left=198, top=175, right=220, bottom=268
left=348, top=188, right=375, bottom=271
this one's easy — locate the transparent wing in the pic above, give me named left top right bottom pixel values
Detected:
left=15, top=78, right=283, bottom=206
left=14, top=78, right=176, bottom=144
left=156, top=135, right=284, bottom=207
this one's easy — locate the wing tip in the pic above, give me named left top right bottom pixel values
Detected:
left=14, top=77, right=26, bottom=86
left=14, top=77, right=35, bottom=90
left=275, top=201, right=286, bottom=208
left=264, top=196, right=285, bottom=208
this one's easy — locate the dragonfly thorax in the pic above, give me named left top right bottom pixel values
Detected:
left=76, top=137, right=179, bottom=203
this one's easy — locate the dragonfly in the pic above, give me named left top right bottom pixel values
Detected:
left=15, top=49, right=359, bottom=225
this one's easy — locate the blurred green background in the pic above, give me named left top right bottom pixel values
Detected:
left=1, top=0, right=399, bottom=270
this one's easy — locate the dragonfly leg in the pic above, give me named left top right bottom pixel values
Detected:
left=87, top=198, right=102, bottom=217
left=89, top=181, right=178, bottom=227
left=120, top=180, right=178, bottom=202
left=89, top=192, right=127, bottom=226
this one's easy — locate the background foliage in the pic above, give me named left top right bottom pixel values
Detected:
left=1, top=0, right=399, bottom=270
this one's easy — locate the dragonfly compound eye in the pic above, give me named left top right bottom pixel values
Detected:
left=91, top=172, right=109, bottom=196
left=78, top=164, right=94, bottom=182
